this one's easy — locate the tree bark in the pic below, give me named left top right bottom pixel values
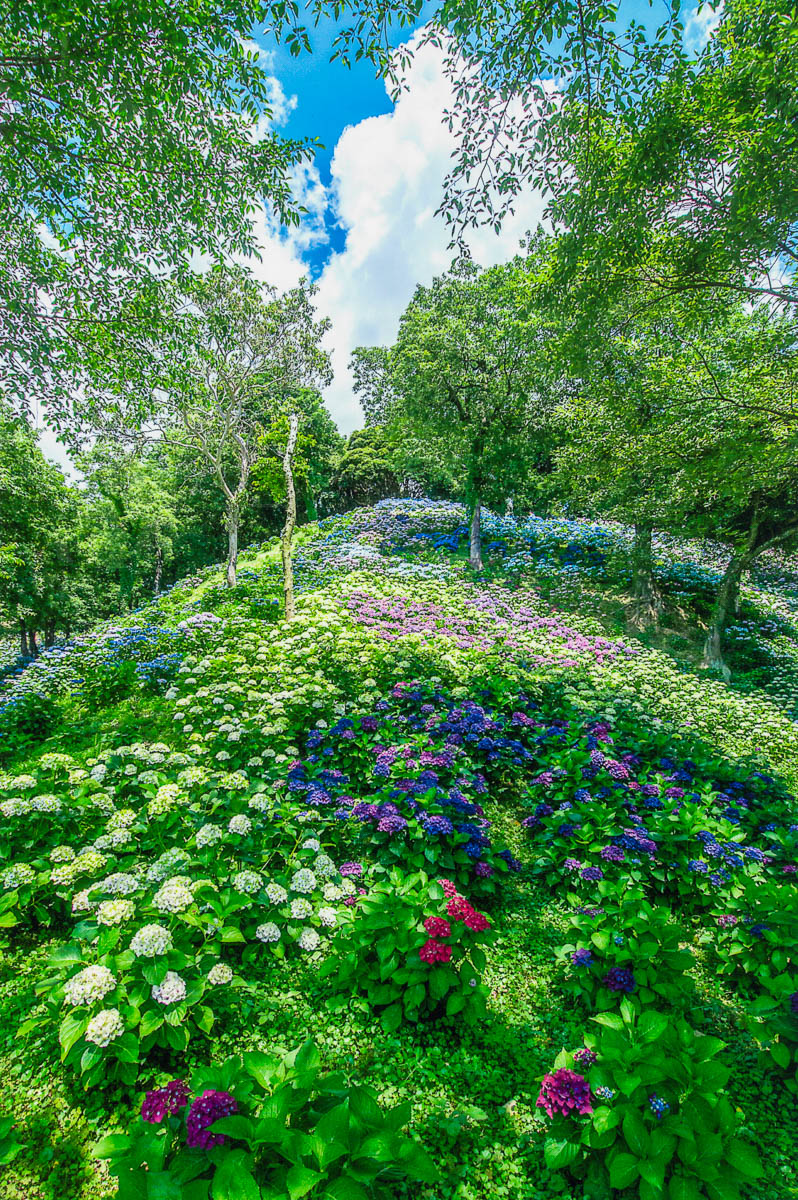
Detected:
left=281, top=412, right=300, bottom=621
left=154, top=544, right=163, bottom=597
left=44, top=620, right=56, bottom=648
left=225, top=501, right=239, bottom=588
left=702, top=552, right=752, bottom=681
left=630, top=522, right=662, bottom=629
left=469, top=498, right=484, bottom=570
left=20, top=621, right=29, bottom=657
left=28, top=629, right=39, bottom=656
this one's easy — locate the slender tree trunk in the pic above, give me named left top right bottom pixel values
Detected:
left=469, top=498, right=484, bottom=570
left=703, top=551, right=753, bottom=680
left=281, top=412, right=300, bottom=621
left=225, top=501, right=239, bottom=588
left=154, top=544, right=163, bottom=597
left=44, top=620, right=55, bottom=647
left=20, top=621, right=29, bottom=657
left=630, top=522, right=662, bottom=629
left=28, top=629, right=39, bottom=656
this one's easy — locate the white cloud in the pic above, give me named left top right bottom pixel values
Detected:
left=313, top=33, right=549, bottom=432
left=242, top=31, right=548, bottom=433
left=684, top=2, right=723, bottom=54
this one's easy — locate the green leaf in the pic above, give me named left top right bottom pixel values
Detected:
left=622, top=1111, right=649, bottom=1158
left=58, top=1011, right=88, bottom=1058
left=380, top=1003, right=402, bottom=1033
left=286, top=1163, right=323, bottom=1199
left=322, top=1180, right=370, bottom=1200
left=669, top=1173, right=704, bottom=1200
left=609, top=1152, right=639, bottom=1189
left=637, top=1010, right=669, bottom=1043
left=592, top=1012, right=624, bottom=1030
left=212, top=1150, right=260, bottom=1200
left=544, top=1138, right=581, bottom=1170
left=726, top=1140, right=763, bottom=1178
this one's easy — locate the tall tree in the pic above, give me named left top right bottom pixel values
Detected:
left=391, top=257, right=552, bottom=568
left=84, top=265, right=332, bottom=587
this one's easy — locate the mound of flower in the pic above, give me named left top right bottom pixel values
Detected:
left=1, top=497, right=797, bottom=1199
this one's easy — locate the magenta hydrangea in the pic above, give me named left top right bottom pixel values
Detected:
left=185, top=1090, right=238, bottom=1149
left=536, top=1069, right=593, bottom=1118
left=141, top=1079, right=191, bottom=1124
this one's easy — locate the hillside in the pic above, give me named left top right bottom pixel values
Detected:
left=0, top=499, right=796, bottom=1200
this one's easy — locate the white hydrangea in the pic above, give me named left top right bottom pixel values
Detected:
left=228, top=815, right=251, bottom=836
left=233, top=870, right=262, bottom=895
left=322, top=883, right=343, bottom=902
left=255, top=922, right=281, bottom=943
left=107, top=809, right=136, bottom=831
left=151, top=970, right=187, bottom=1006
left=2, top=863, right=35, bottom=888
left=64, top=964, right=117, bottom=1007
left=207, top=963, right=233, bottom=985
left=290, top=869, right=317, bottom=894
left=130, top=923, right=173, bottom=957
left=31, top=794, right=61, bottom=813
left=341, top=879, right=357, bottom=897
left=74, top=851, right=107, bottom=875
left=99, top=873, right=139, bottom=896
left=290, top=898, right=312, bottom=920
left=85, top=1008, right=125, bottom=1047
left=153, top=880, right=194, bottom=915
left=318, top=907, right=337, bottom=928
left=196, top=823, right=223, bottom=849
left=265, top=882, right=288, bottom=905
left=50, top=845, right=76, bottom=864
left=72, top=888, right=94, bottom=913
left=302, top=838, right=321, bottom=852
left=89, top=765, right=108, bottom=782
left=298, top=927, right=320, bottom=951
left=8, top=774, right=35, bottom=791
left=147, top=849, right=190, bottom=884
left=314, top=854, right=336, bottom=879
left=96, top=899, right=135, bottom=926
left=0, top=799, right=28, bottom=818
left=248, top=795, right=270, bottom=812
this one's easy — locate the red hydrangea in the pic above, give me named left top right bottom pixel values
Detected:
left=419, top=938, right=453, bottom=964
left=423, top=916, right=452, bottom=937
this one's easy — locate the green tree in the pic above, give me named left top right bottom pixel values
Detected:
left=1, top=0, right=314, bottom=414
left=84, top=265, right=332, bottom=587
left=391, top=257, right=553, bottom=568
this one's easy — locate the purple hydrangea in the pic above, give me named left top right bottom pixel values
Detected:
left=377, top=814, right=408, bottom=833
left=339, top=862, right=363, bottom=877
left=600, top=846, right=625, bottom=863
left=573, top=1047, right=597, bottom=1067
left=185, top=1090, right=238, bottom=1149
left=581, top=866, right=604, bottom=882
left=789, top=992, right=798, bottom=1015
left=564, top=858, right=582, bottom=872
left=572, top=948, right=594, bottom=967
left=536, top=1069, right=593, bottom=1118
left=602, top=967, right=637, bottom=994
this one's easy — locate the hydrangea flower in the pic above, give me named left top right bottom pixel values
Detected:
left=256, top=922, right=281, bottom=943
left=536, top=1069, right=592, bottom=1118
left=85, top=1008, right=125, bottom=1047
left=151, top=971, right=187, bottom=1006
left=142, top=1080, right=191, bottom=1123
left=153, top=880, right=194, bottom=914
left=227, top=815, right=251, bottom=836
left=291, top=898, right=313, bottom=919
left=186, top=1090, right=238, bottom=1149
left=602, top=967, right=637, bottom=994
left=233, top=871, right=263, bottom=895
left=64, top=964, right=117, bottom=1007
left=130, top=924, right=173, bottom=957
left=298, top=927, right=321, bottom=951
left=96, top=899, right=135, bottom=926
left=207, top=963, right=233, bottom=986
left=266, top=883, right=288, bottom=904
left=290, top=869, right=317, bottom=894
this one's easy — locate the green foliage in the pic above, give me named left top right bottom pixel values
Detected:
left=320, top=870, right=493, bottom=1030
left=95, top=1040, right=439, bottom=1199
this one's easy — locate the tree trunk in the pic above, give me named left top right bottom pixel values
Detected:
left=44, top=620, right=56, bottom=648
left=28, top=629, right=39, bottom=656
left=703, top=552, right=751, bottom=680
left=469, top=498, right=484, bottom=571
left=281, top=412, right=300, bottom=622
left=20, top=621, right=29, bottom=657
left=225, top=502, right=239, bottom=588
left=154, top=544, right=163, bottom=597
left=630, top=522, right=662, bottom=629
